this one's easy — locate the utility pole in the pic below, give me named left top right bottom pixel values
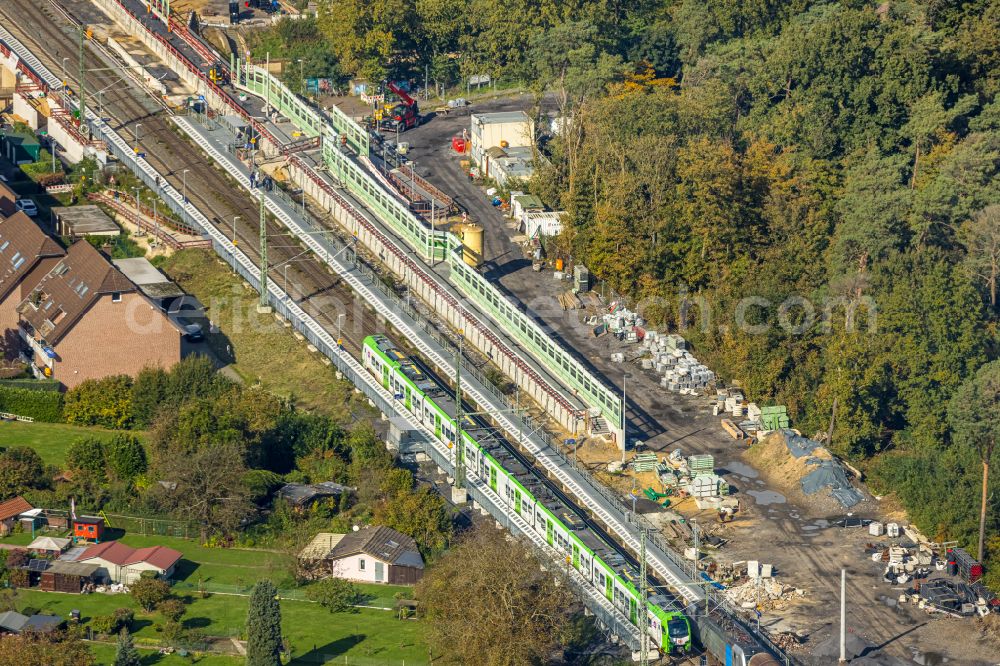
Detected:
left=78, top=27, right=87, bottom=133
left=454, top=332, right=464, bottom=489
left=839, top=568, right=847, bottom=663
left=257, top=192, right=271, bottom=313
left=639, top=527, right=649, bottom=666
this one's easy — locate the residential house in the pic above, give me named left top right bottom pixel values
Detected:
left=299, top=526, right=424, bottom=585
left=0, top=212, right=66, bottom=354
left=76, top=540, right=183, bottom=584
left=0, top=496, right=32, bottom=532
left=0, top=181, right=18, bottom=217
left=16, top=239, right=182, bottom=388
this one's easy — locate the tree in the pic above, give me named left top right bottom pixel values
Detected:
left=949, top=361, right=1000, bottom=562
left=130, top=365, right=169, bottom=428
left=65, top=437, right=106, bottom=478
left=0, top=630, right=95, bottom=666
left=305, top=577, right=358, bottom=613
left=130, top=577, right=170, bottom=611
left=0, top=447, right=47, bottom=496
left=245, top=580, right=283, bottom=666
left=962, top=205, right=1000, bottom=309
left=151, top=443, right=254, bottom=541
left=415, top=525, right=573, bottom=665
left=106, top=434, right=148, bottom=482
left=374, top=486, right=452, bottom=556
left=113, top=628, right=141, bottom=666
left=63, top=375, right=134, bottom=428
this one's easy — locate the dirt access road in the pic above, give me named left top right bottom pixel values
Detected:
left=397, top=96, right=993, bottom=665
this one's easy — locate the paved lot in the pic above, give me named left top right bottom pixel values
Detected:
left=397, top=99, right=994, bottom=665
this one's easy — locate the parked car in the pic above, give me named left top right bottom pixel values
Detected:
left=165, top=295, right=207, bottom=341
left=15, top=199, right=38, bottom=217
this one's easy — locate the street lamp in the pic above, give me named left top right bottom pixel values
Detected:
left=336, top=313, right=345, bottom=348
left=132, top=187, right=141, bottom=229
left=182, top=169, right=190, bottom=203
left=297, top=59, right=304, bottom=95
left=283, top=264, right=289, bottom=299
left=232, top=215, right=240, bottom=245
left=61, top=57, right=69, bottom=89
left=133, top=123, right=143, bottom=154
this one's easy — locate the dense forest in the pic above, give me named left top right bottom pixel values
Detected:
left=309, top=0, right=1000, bottom=574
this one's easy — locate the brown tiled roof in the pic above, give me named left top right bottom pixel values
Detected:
left=328, top=526, right=423, bottom=568
left=0, top=496, right=33, bottom=521
left=0, top=212, right=65, bottom=301
left=78, top=541, right=182, bottom=571
left=127, top=545, right=182, bottom=570
left=78, top=540, right=134, bottom=566
left=17, top=240, right=134, bottom=345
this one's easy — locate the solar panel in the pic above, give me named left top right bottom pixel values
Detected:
left=27, top=559, right=49, bottom=572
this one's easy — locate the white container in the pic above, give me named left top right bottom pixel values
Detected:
left=886, top=522, right=900, bottom=538
left=869, top=522, right=885, bottom=537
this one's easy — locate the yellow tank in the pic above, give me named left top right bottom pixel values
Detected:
left=455, top=223, right=483, bottom=267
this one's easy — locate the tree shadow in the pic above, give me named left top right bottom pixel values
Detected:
left=183, top=616, right=211, bottom=629
left=290, top=634, right=366, bottom=664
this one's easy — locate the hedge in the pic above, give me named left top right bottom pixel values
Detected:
left=0, top=385, right=64, bottom=422
left=0, top=379, right=62, bottom=392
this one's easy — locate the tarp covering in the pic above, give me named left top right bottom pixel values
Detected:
left=781, top=431, right=865, bottom=508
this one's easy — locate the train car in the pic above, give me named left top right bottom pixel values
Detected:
left=362, top=335, right=693, bottom=654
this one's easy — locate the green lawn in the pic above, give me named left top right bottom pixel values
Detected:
left=119, top=534, right=295, bottom=589
left=159, top=250, right=367, bottom=419
left=0, top=421, right=145, bottom=466
left=117, top=535, right=411, bottom=608
left=18, top=589, right=429, bottom=665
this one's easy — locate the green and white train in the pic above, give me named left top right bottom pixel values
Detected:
left=363, top=335, right=693, bottom=654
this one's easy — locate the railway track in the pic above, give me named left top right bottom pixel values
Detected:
left=0, top=0, right=382, bottom=356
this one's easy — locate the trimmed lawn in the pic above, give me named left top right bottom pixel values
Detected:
left=119, top=534, right=295, bottom=588
left=0, top=420, right=146, bottom=466
left=18, top=589, right=429, bottom=664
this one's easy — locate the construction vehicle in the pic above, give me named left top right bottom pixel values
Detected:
left=378, top=82, right=420, bottom=132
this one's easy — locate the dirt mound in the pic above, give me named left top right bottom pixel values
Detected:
left=746, top=431, right=821, bottom=489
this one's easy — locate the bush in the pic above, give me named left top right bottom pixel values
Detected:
left=63, top=375, right=133, bottom=428
left=65, top=437, right=106, bottom=477
left=106, top=434, right=147, bottom=481
left=305, top=577, right=359, bottom=613
left=130, top=577, right=170, bottom=611
left=156, top=598, right=186, bottom=623
left=90, top=614, right=119, bottom=635
left=113, top=607, right=135, bottom=631
left=0, top=385, right=63, bottom=422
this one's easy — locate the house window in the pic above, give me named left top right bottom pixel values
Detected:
left=112, top=292, right=122, bottom=303
left=359, top=558, right=365, bottom=571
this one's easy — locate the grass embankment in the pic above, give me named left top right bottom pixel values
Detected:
left=159, top=250, right=361, bottom=419
left=0, top=421, right=147, bottom=466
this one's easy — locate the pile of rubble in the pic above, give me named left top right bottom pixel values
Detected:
left=723, top=561, right=806, bottom=612
left=657, top=450, right=734, bottom=510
